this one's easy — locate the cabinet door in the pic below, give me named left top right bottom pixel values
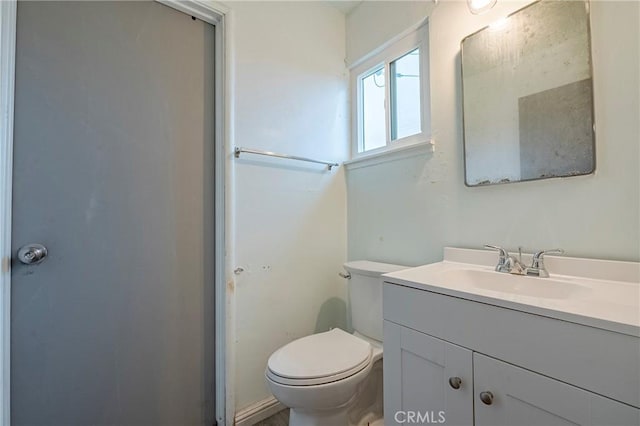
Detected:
left=384, top=321, right=473, bottom=425
left=474, top=353, right=640, bottom=426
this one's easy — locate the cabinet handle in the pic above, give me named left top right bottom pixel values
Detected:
left=479, top=391, right=494, bottom=405
left=448, top=377, right=462, bottom=389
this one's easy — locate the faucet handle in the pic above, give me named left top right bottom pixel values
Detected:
left=485, top=245, right=509, bottom=272
left=531, top=248, right=564, bottom=265
left=484, top=244, right=508, bottom=258
left=527, top=249, right=564, bottom=278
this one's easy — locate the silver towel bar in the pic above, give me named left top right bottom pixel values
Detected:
left=234, top=147, right=339, bottom=170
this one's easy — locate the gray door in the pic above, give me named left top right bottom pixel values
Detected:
left=11, top=1, right=215, bottom=424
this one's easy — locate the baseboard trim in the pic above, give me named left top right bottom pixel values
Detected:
left=234, top=396, right=285, bottom=426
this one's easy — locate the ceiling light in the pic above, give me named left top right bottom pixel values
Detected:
left=467, top=0, right=497, bottom=15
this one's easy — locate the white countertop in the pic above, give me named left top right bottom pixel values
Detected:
left=383, top=248, right=640, bottom=337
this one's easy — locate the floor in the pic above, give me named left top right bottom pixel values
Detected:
left=254, top=408, right=290, bottom=426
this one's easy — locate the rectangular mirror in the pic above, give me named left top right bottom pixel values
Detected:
left=461, top=0, right=595, bottom=186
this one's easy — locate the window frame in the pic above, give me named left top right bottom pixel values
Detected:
left=350, top=24, right=431, bottom=159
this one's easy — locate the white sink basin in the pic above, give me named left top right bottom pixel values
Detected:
left=382, top=247, right=640, bottom=336
left=438, top=269, right=589, bottom=300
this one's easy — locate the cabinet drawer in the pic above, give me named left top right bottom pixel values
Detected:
left=383, top=282, right=640, bottom=407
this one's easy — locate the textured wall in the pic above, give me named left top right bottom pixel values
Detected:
left=346, top=0, right=437, bottom=66
left=346, top=0, right=639, bottom=265
left=231, top=1, right=349, bottom=411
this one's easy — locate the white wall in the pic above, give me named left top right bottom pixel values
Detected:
left=230, top=1, right=349, bottom=411
left=346, top=0, right=639, bottom=264
left=346, top=0, right=437, bottom=66
left=226, top=0, right=639, bottom=416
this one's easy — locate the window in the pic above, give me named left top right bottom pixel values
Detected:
left=361, top=67, right=386, bottom=151
left=351, top=24, right=430, bottom=158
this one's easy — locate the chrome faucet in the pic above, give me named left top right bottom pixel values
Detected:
left=525, top=249, right=564, bottom=278
left=484, top=245, right=526, bottom=275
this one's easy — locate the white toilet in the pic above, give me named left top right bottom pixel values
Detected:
left=265, top=261, right=407, bottom=426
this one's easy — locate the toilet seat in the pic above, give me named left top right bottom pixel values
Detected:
left=266, top=328, right=372, bottom=386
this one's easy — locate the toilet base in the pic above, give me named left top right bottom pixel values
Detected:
left=289, top=406, right=349, bottom=426
left=286, top=360, right=383, bottom=426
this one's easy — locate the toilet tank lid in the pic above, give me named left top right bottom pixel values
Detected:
left=343, top=260, right=409, bottom=277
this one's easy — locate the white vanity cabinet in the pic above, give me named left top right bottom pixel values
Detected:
left=383, top=321, right=473, bottom=426
left=383, top=280, right=640, bottom=426
left=473, top=352, right=639, bottom=426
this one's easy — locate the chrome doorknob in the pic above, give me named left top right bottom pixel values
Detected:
left=17, top=244, right=48, bottom=265
left=479, top=391, right=494, bottom=405
left=448, top=377, right=462, bottom=389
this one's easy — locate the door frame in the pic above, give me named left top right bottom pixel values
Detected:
left=0, top=0, right=16, bottom=423
left=0, top=1, right=234, bottom=424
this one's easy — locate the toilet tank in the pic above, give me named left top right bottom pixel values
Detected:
left=344, top=261, right=408, bottom=342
